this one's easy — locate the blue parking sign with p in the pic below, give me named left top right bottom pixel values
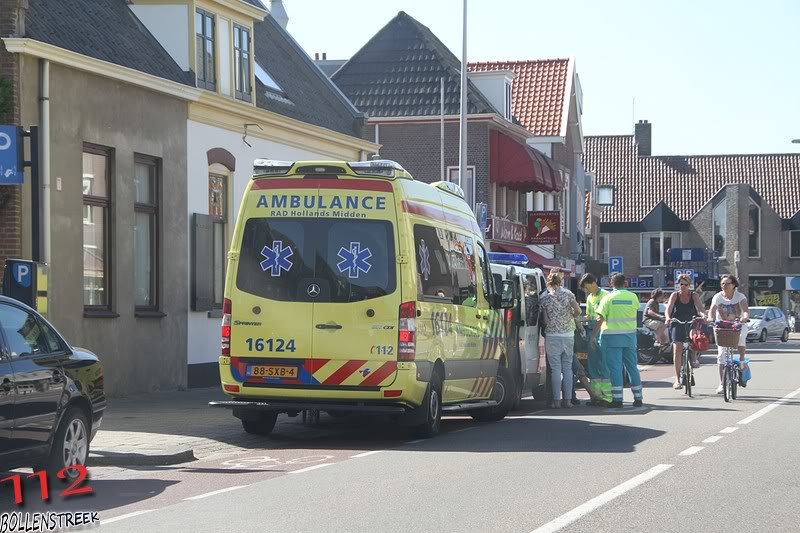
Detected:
left=13, top=262, right=32, bottom=288
left=0, top=125, right=23, bottom=184
left=609, top=256, right=624, bottom=273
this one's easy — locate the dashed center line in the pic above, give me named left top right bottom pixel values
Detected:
left=679, top=446, right=705, bottom=456
left=351, top=450, right=384, bottom=458
left=184, top=485, right=248, bottom=500
left=289, top=463, right=334, bottom=474
left=531, top=464, right=673, bottom=533
left=737, top=385, right=800, bottom=425
left=719, top=426, right=739, bottom=434
left=102, top=510, right=155, bottom=525
left=702, top=435, right=724, bottom=444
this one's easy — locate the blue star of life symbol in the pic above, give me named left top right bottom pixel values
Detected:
left=418, top=239, right=431, bottom=281
left=260, top=240, right=294, bottom=277
left=337, top=242, right=372, bottom=279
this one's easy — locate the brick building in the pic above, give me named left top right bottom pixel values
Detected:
left=328, top=11, right=566, bottom=267
left=584, top=120, right=800, bottom=313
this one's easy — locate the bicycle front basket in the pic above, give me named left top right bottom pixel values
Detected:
left=714, top=328, right=740, bottom=348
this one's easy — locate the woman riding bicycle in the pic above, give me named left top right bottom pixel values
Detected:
left=665, top=274, right=705, bottom=390
left=707, top=274, right=749, bottom=394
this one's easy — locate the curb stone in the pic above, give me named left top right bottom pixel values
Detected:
left=89, top=447, right=196, bottom=466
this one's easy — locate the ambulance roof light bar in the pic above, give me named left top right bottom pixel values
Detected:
left=488, top=252, right=529, bottom=266
left=347, top=160, right=406, bottom=178
left=253, top=159, right=294, bottom=176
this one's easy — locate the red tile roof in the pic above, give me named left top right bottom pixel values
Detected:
left=584, top=135, right=800, bottom=222
left=468, top=59, right=571, bottom=137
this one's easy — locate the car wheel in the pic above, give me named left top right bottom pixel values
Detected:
left=470, top=363, right=515, bottom=422
left=44, top=407, right=90, bottom=480
left=412, top=369, right=443, bottom=438
left=781, top=329, right=789, bottom=343
left=241, top=412, right=279, bottom=436
left=759, top=329, right=767, bottom=343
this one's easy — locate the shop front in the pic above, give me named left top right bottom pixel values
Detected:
left=787, top=276, right=800, bottom=331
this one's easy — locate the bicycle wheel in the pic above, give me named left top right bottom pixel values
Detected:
left=684, top=351, right=692, bottom=398
left=723, top=366, right=731, bottom=403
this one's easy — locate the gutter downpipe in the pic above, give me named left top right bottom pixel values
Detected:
left=40, top=58, right=50, bottom=265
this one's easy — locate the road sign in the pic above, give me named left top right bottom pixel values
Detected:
left=674, top=268, right=695, bottom=287
left=13, top=262, right=32, bottom=288
left=476, top=202, right=488, bottom=233
left=0, top=125, right=23, bottom=184
left=608, top=256, right=624, bottom=273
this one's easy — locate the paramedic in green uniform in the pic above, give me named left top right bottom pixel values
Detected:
left=591, top=273, right=643, bottom=408
left=580, top=273, right=612, bottom=405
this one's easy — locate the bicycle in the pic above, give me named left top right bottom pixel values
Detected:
left=670, top=317, right=705, bottom=398
left=714, top=322, right=747, bottom=403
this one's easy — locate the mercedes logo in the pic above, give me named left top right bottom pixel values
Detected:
left=307, top=283, right=321, bottom=298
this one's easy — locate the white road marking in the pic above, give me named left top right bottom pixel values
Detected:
left=450, top=427, right=476, bottom=434
left=406, top=439, right=427, bottom=445
left=102, top=510, right=155, bottom=524
left=288, top=463, right=334, bottom=474
left=351, top=450, right=384, bottom=458
left=719, top=426, right=739, bottom=434
left=737, top=385, right=800, bottom=425
left=184, top=485, right=248, bottom=500
left=702, top=435, right=724, bottom=444
left=531, top=464, right=673, bottom=533
left=679, top=446, right=705, bottom=456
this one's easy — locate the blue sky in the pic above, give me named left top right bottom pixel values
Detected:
left=284, top=0, right=800, bottom=155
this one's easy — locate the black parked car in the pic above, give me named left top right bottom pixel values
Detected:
left=0, top=296, right=105, bottom=479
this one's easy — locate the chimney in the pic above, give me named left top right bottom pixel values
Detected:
left=314, top=53, right=319, bottom=60
left=634, top=119, right=651, bottom=156
left=267, top=0, right=289, bottom=29
left=322, top=52, right=327, bottom=60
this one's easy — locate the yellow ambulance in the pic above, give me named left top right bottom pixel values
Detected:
left=211, top=159, right=514, bottom=437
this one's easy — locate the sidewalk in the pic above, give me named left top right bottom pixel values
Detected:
left=89, top=387, right=318, bottom=467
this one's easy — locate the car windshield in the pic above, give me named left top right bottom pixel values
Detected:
left=236, top=217, right=396, bottom=303
left=750, top=308, right=766, bottom=318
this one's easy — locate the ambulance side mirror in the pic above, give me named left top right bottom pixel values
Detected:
left=499, top=280, right=515, bottom=309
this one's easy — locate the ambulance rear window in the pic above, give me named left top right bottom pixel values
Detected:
left=236, top=218, right=396, bottom=303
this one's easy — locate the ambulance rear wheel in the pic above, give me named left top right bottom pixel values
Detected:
left=411, top=370, right=443, bottom=438
left=241, top=412, right=278, bottom=436
left=470, top=363, right=514, bottom=422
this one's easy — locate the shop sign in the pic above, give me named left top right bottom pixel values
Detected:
left=487, top=216, right=527, bottom=243
left=528, top=211, right=561, bottom=245
left=755, top=293, right=780, bottom=306
left=786, top=277, right=800, bottom=291
left=626, top=276, right=654, bottom=289
left=0, top=125, right=23, bottom=184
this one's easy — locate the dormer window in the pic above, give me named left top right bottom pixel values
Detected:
left=504, top=81, right=512, bottom=120
left=195, top=9, right=216, bottom=90
left=234, top=25, right=252, bottom=102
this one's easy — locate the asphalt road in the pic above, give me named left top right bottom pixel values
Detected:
left=5, top=339, right=800, bottom=532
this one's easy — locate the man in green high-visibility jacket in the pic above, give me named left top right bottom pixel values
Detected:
left=590, top=273, right=643, bottom=408
left=580, top=273, right=612, bottom=405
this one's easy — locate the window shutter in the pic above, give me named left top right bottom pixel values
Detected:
left=191, top=213, right=213, bottom=311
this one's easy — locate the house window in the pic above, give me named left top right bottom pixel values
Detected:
left=490, top=182, right=498, bottom=216
left=446, top=166, right=475, bottom=209
left=505, top=188, right=517, bottom=222
left=713, top=200, right=726, bottom=258
left=134, top=156, right=159, bottom=311
left=196, top=9, right=216, bottom=90
left=504, top=81, right=512, bottom=120
left=82, top=146, right=112, bottom=310
left=596, top=185, right=614, bottom=206
left=599, top=233, right=609, bottom=264
left=233, top=25, right=251, bottom=102
left=748, top=198, right=760, bottom=258
left=791, top=231, right=800, bottom=258
left=209, top=173, right=227, bottom=307
left=641, top=231, right=681, bottom=267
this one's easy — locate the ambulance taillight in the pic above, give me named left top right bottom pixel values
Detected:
left=398, top=301, right=417, bottom=361
left=221, top=298, right=232, bottom=356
